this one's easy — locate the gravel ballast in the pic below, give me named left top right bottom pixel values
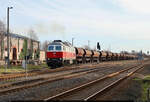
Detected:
left=0, top=60, right=140, bottom=101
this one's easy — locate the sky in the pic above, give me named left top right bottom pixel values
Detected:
left=0, top=0, right=150, bottom=53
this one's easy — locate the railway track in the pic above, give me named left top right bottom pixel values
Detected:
left=0, top=64, right=101, bottom=81
left=0, top=62, right=139, bottom=96
left=0, top=63, right=108, bottom=81
left=0, top=60, right=133, bottom=83
left=0, top=60, right=137, bottom=81
left=0, top=67, right=102, bottom=91
left=43, top=62, right=146, bottom=101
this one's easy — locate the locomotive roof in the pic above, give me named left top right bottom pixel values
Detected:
left=49, top=41, right=72, bottom=47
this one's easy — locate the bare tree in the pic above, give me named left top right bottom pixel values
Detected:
left=93, top=46, right=97, bottom=51
left=41, top=40, right=50, bottom=59
left=0, top=20, right=5, bottom=41
left=27, top=28, right=39, bottom=60
left=131, top=50, right=135, bottom=54
left=83, top=45, right=91, bottom=50
left=120, top=51, right=129, bottom=54
left=28, top=28, right=38, bottom=40
left=0, top=20, right=6, bottom=59
left=41, top=40, right=49, bottom=51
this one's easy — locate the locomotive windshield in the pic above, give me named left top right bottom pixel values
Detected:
left=48, top=45, right=62, bottom=51
left=48, top=46, right=54, bottom=51
left=55, top=46, right=62, bottom=51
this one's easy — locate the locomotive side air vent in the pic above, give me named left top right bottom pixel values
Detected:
left=54, top=40, right=62, bottom=42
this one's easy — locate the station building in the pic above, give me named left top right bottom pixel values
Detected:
left=0, top=33, right=40, bottom=64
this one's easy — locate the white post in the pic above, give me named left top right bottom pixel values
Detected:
left=25, top=55, right=27, bottom=79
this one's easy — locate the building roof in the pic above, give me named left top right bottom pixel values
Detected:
left=4, top=33, right=40, bottom=43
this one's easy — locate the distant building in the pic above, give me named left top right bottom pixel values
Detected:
left=0, top=33, right=40, bottom=63
left=40, top=50, right=46, bottom=63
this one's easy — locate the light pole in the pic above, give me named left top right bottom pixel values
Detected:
left=88, top=40, right=90, bottom=49
left=72, top=38, right=74, bottom=46
left=7, top=7, right=13, bottom=68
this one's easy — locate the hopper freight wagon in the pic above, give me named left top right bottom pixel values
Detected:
left=91, top=50, right=100, bottom=63
left=46, top=40, right=138, bottom=68
left=113, top=53, right=118, bottom=61
left=99, top=51, right=107, bottom=61
left=106, top=52, right=113, bottom=61
left=75, top=48, right=85, bottom=64
left=84, top=49, right=93, bottom=63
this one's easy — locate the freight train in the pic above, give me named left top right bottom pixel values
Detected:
left=46, top=40, right=138, bottom=68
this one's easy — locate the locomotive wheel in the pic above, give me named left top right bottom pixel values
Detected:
left=47, top=63, right=51, bottom=67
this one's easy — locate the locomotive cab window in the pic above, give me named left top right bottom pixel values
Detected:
left=48, top=46, right=54, bottom=51
left=55, top=46, right=62, bottom=51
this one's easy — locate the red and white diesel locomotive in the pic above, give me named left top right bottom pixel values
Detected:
left=46, top=40, right=76, bottom=68
left=46, top=40, right=138, bottom=68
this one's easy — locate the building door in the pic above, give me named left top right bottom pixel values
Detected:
left=13, top=48, right=17, bottom=60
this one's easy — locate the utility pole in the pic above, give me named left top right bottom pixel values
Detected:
left=72, top=38, right=74, bottom=46
left=25, top=38, right=28, bottom=79
left=25, top=49, right=27, bottom=79
left=7, top=7, right=13, bottom=68
left=88, top=40, right=90, bottom=49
